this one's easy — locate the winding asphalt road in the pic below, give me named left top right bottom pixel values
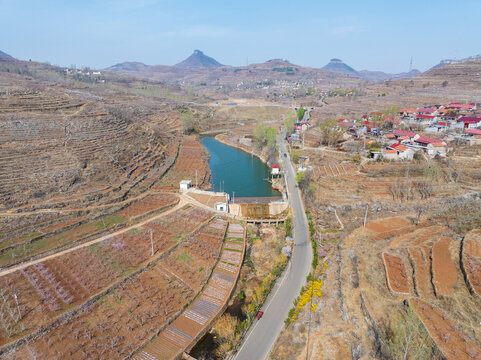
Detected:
left=234, top=132, right=312, bottom=360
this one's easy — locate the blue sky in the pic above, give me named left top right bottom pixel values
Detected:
left=1, top=0, right=480, bottom=73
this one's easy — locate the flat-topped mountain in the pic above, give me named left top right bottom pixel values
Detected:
left=174, top=50, right=223, bottom=68
left=0, top=50, right=13, bottom=58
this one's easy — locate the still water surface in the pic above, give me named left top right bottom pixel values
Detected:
left=201, top=137, right=280, bottom=198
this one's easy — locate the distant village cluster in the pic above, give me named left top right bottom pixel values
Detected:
left=64, top=68, right=105, bottom=82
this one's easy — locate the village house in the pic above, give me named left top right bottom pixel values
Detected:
left=382, top=148, right=398, bottom=160
left=387, top=143, right=414, bottom=160
left=457, top=116, right=481, bottom=129
left=417, top=108, right=436, bottom=116
left=447, top=103, right=476, bottom=111
left=271, top=164, right=280, bottom=176
left=411, top=136, right=448, bottom=157
left=393, top=130, right=417, bottom=140
left=465, top=128, right=481, bottom=146
left=400, top=108, right=417, bottom=118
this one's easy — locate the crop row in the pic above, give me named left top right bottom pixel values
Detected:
left=0, top=206, right=214, bottom=346
left=3, top=216, right=229, bottom=359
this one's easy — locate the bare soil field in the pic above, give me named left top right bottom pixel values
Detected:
left=116, top=193, right=179, bottom=219
left=410, top=298, right=481, bottom=360
left=272, top=215, right=481, bottom=359
left=462, top=230, right=481, bottom=297
left=1, top=213, right=227, bottom=359
left=382, top=252, right=410, bottom=295
left=0, top=205, right=214, bottom=349
left=432, top=237, right=458, bottom=297
left=157, top=135, right=210, bottom=190
left=134, top=221, right=241, bottom=360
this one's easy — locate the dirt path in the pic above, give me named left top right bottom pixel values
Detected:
left=0, top=197, right=188, bottom=277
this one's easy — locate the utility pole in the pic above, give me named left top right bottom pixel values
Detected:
left=363, top=205, right=369, bottom=227
left=149, top=229, right=154, bottom=256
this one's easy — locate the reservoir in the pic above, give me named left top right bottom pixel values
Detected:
left=201, top=137, right=281, bottom=198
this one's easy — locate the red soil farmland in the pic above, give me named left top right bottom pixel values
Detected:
left=365, top=217, right=412, bottom=240
left=0, top=206, right=213, bottom=347
left=158, top=136, right=209, bottom=190
left=3, top=217, right=227, bottom=359
left=382, top=252, right=410, bottom=295
left=136, top=223, right=244, bottom=360
left=432, top=237, right=458, bottom=297
left=116, top=192, right=178, bottom=219
left=408, top=247, right=435, bottom=299
left=410, top=298, right=481, bottom=360
left=462, top=230, right=481, bottom=296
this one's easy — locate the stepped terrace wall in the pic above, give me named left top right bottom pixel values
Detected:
left=0, top=205, right=215, bottom=350
left=134, top=223, right=245, bottom=360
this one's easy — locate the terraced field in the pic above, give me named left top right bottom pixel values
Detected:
left=288, top=217, right=481, bottom=359
left=0, top=207, right=214, bottom=350
left=382, top=252, right=410, bottom=295
left=0, top=86, right=182, bottom=244
left=1, top=215, right=227, bottom=359
left=311, top=161, right=358, bottom=178
left=134, top=223, right=245, bottom=360
left=157, top=135, right=210, bottom=190
left=0, top=193, right=180, bottom=268
left=368, top=219, right=481, bottom=358
left=462, top=230, right=481, bottom=297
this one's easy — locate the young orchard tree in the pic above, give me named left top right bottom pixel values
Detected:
left=383, top=307, right=438, bottom=360
left=297, top=106, right=305, bottom=121
left=319, top=119, right=343, bottom=147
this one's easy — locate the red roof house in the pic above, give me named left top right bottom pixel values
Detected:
left=393, top=130, right=417, bottom=138
left=416, top=114, right=435, bottom=119
left=458, top=116, right=481, bottom=126
left=466, top=128, right=481, bottom=135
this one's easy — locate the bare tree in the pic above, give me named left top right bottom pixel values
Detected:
left=382, top=307, right=438, bottom=359
left=0, top=288, right=24, bottom=338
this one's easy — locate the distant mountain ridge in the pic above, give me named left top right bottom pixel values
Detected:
left=105, top=50, right=480, bottom=85
left=321, top=58, right=421, bottom=81
left=174, top=50, right=223, bottom=68
left=430, top=54, right=481, bottom=70
left=0, top=50, right=13, bottom=58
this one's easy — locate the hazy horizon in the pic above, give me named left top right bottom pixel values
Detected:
left=1, top=0, right=480, bottom=73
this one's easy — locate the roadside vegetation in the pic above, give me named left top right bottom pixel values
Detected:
left=297, top=106, right=305, bottom=121
left=253, top=121, right=278, bottom=162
